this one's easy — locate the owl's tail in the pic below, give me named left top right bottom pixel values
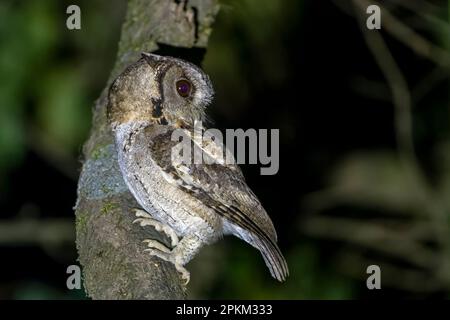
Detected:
left=224, top=219, right=289, bottom=282
left=253, top=235, right=289, bottom=282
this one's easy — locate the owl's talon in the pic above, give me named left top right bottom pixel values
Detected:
left=134, top=209, right=189, bottom=284
left=143, top=239, right=171, bottom=253
left=133, top=208, right=152, bottom=219
left=175, top=264, right=191, bottom=285
left=132, top=209, right=179, bottom=247
left=144, top=248, right=190, bottom=285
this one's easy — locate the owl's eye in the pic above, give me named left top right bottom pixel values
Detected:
left=176, top=79, right=191, bottom=97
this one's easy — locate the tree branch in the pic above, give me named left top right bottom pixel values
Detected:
left=75, top=0, right=219, bottom=299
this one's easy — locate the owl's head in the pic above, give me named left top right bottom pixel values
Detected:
left=107, top=53, right=214, bottom=130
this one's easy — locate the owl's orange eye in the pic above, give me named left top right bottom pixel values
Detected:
left=176, top=79, right=191, bottom=97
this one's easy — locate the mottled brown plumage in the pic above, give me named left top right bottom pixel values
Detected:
left=107, top=53, right=288, bottom=284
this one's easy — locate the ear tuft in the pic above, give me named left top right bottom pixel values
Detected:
left=141, top=52, right=163, bottom=67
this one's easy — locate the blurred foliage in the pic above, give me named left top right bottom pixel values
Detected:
left=0, top=0, right=124, bottom=183
left=216, top=242, right=355, bottom=299
left=0, top=0, right=124, bottom=299
left=204, top=0, right=304, bottom=120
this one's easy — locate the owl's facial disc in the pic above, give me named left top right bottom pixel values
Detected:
left=142, top=53, right=214, bottom=126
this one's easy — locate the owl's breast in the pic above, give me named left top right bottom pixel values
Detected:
left=114, top=122, right=221, bottom=241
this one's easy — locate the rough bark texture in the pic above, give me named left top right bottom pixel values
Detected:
left=75, top=0, right=219, bottom=299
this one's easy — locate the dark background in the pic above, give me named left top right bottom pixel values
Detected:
left=0, top=0, right=449, bottom=299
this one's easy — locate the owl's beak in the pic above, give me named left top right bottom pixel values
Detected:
left=141, top=52, right=163, bottom=67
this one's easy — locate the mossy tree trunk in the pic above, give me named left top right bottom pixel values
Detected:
left=75, top=0, right=219, bottom=299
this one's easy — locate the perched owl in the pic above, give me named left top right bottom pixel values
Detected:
left=107, top=53, right=289, bottom=284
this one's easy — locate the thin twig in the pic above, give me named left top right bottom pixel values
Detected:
left=354, top=0, right=450, bottom=68
left=352, top=0, right=416, bottom=163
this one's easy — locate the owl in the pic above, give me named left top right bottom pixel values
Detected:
left=107, top=53, right=289, bottom=284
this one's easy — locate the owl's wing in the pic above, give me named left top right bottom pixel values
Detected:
left=144, top=125, right=288, bottom=281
